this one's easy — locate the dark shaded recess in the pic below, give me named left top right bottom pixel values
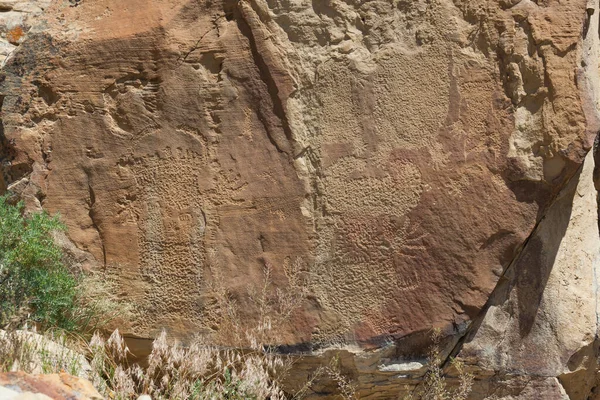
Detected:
left=0, top=119, right=10, bottom=194
left=273, top=327, right=453, bottom=362
left=595, top=131, right=600, bottom=235
left=502, top=173, right=553, bottom=221
left=444, top=159, right=580, bottom=365
left=229, top=0, right=295, bottom=154
left=311, top=0, right=342, bottom=20
left=223, top=0, right=236, bottom=20
left=583, top=7, right=594, bottom=38
left=32, top=79, right=60, bottom=106
left=391, top=328, right=455, bottom=360
left=199, top=52, right=222, bottom=75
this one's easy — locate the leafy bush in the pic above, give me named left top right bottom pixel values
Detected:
left=0, top=195, right=78, bottom=330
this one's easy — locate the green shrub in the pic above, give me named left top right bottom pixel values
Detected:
left=0, top=195, right=78, bottom=330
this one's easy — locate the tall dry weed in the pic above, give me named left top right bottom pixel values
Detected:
left=87, top=328, right=288, bottom=399
left=0, top=327, right=89, bottom=377
left=85, top=258, right=358, bottom=399
left=2, top=257, right=359, bottom=399
left=403, top=329, right=473, bottom=400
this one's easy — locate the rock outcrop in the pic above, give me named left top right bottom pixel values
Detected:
left=0, top=329, right=92, bottom=378
left=0, top=372, right=102, bottom=400
left=1, top=0, right=599, bottom=398
left=459, top=149, right=600, bottom=399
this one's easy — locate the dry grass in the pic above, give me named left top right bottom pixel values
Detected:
left=202, top=258, right=309, bottom=347
left=0, top=326, right=325, bottom=399
left=0, top=255, right=471, bottom=400
left=88, top=329, right=288, bottom=399
left=0, top=258, right=358, bottom=400
left=71, top=272, right=133, bottom=333
left=0, top=328, right=89, bottom=377
left=403, top=329, right=473, bottom=400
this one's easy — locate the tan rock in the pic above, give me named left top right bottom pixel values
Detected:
left=0, top=0, right=598, bottom=397
left=0, top=330, right=92, bottom=379
left=458, top=146, right=600, bottom=398
left=0, top=372, right=102, bottom=400
left=0, top=387, right=53, bottom=400
left=471, top=377, right=570, bottom=400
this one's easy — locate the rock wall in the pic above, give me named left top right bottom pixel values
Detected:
left=460, top=149, right=600, bottom=399
left=1, top=0, right=600, bottom=398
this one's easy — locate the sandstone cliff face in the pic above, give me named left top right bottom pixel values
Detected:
left=1, top=0, right=600, bottom=398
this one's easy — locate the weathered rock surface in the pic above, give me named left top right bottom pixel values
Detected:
left=0, top=372, right=102, bottom=400
left=1, top=0, right=600, bottom=397
left=458, top=150, right=600, bottom=399
left=0, top=329, right=92, bottom=378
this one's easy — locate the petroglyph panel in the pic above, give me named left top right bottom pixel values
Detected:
left=310, top=49, right=439, bottom=342
left=315, top=62, right=364, bottom=152
left=323, top=159, right=423, bottom=216
left=310, top=214, right=429, bottom=342
left=121, top=146, right=210, bottom=330
left=3, top=3, right=596, bottom=386
left=374, top=49, right=450, bottom=149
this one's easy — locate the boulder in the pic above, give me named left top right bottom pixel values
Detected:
left=458, top=149, right=600, bottom=398
left=0, top=330, right=92, bottom=378
left=0, top=372, right=102, bottom=400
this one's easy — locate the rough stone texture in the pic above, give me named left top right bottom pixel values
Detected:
left=0, top=1, right=51, bottom=66
left=0, top=372, right=102, bottom=400
left=470, top=377, right=570, bottom=400
left=0, top=385, right=53, bottom=400
left=0, top=0, right=599, bottom=397
left=0, top=330, right=93, bottom=379
left=457, top=149, right=600, bottom=399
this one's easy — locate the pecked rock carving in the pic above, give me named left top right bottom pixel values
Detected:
left=0, top=0, right=600, bottom=397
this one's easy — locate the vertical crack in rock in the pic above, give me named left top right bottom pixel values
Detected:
left=441, top=163, right=584, bottom=366
left=591, top=130, right=600, bottom=400
left=85, top=172, right=106, bottom=268
left=443, top=3, right=600, bottom=391
left=0, top=123, right=12, bottom=193
left=595, top=131, right=600, bottom=333
left=235, top=0, right=296, bottom=155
